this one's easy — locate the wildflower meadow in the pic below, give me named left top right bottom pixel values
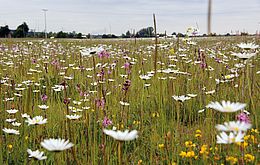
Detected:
left=0, top=36, right=259, bottom=164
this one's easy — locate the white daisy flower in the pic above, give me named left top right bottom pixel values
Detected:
left=38, top=105, right=49, bottom=110
left=205, top=90, right=215, bottom=95
left=103, top=129, right=138, bottom=141
left=2, top=128, right=20, bottom=135
left=139, top=75, right=151, bottom=80
left=15, top=87, right=26, bottom=91
left=25, top=116, right=47, bottom=125
left=82, top=106, right=90, bottom=110
left=216, top=121, right=252, bottom=132
left=6, top=109, right=19, bottom=114
left=41, top=138, right=74, bottom=151
left=232, top=52, right=256, bottom=60
left=198, top=109, right=205, bottom=113
left=66, top=114, right=82, bottom=120
left=172, top=95, right=191, bottom=102
left=12, top=122, right=22, bottom=127
left=72, top=101, right=82, bottom=105
left=144, top=83, right=151, bottom=87
left=119, top=101, right=130, bottom=106
left=216, top=131, right=245, bottom=144
left=206, top=101, right=246, bottom=113
left=27, top=149, right=47, bottom=160
left=14, top=93, right=23, bottom=97
left=6, top=118, right=16, bottom=123
left=4, top=97, right=14, bottom=101
left=64, top=76, right=73, bottom=80
left=187, top=93, right=197, bottom=97
left=237, top=43, right=259, bottom=49
left=22, top=113, right=30, bottom=119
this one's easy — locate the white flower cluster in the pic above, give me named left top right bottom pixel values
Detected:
left=206, top=101, right=251, bottom=144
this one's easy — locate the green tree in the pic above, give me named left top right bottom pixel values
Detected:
left=56, top=31, right=67, bottom=38
left=136, top=27, right=154, bottom=37
left=125, top=30, right=131, bottom=38
left=76, top=33, right=82, bottom=39
left=0, top=25, right=10, bottom=38
left=14, top=22, right=29, bottom=38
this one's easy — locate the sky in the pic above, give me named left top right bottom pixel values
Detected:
left=0, top=0, right=260, bottom=35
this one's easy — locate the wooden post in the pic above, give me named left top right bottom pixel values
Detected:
left=153, top=13, right=158, bottom=74
left=207, top=0, right=212, bottom=35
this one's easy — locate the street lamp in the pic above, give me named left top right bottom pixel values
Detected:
left=42, top=9, right=48, bottom=39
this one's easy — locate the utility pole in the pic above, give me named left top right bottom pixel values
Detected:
left=207, top=0, right=212, bottom=35
left=42, top=9, right=48, bottom=39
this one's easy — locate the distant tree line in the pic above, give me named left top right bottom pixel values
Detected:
left=121, top=27, right=155, bottom=38
left=0, top=22, right=84, bottom=39
left=0, top=22, right=254, bottom=39
left=0, top=22, right=29, bottom=38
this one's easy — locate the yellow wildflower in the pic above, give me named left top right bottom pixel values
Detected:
left=116, top=123, right=124, bottom=129
left=225, top=75, right=232, bottom=79
left=244, top=135, right=250, bottom=141
left=186, top=151, right=195, bottom=158
left=138, top=160, right=142, bottom=165
left=244, top=154, right=255, bottom=162
left=200, top=145, right=209, bottom=155
left=158, top=143, right=165, bottom=149
left=210, top=146, right=218, bottom=152
left=250, top=135, right=256, bottom=143
left=244, top=135, right=256, bottom=143
left=169, top=48, right=175, bottom=54
left=226, top=156, right=238, bottom=165
left=179, top=151, right=186, bottom=158
left=7, top=144, right=13, bottom=149
left=133, top=120, right=140, bottom=125
left=236, top=142, right=248, bottom=148
left=152, top=112, right=159, bottom=118
left=251, top=129, right=258, bottom=134
left=195, top=129, right=201, bottom=134
left=185, top=141, right=196, bottom=148
left=195, top=133, right=202, bottom=138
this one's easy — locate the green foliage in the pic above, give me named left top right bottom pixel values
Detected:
left=136, top=27, right=154, bottom=37
left=0, top=25, right=10, bottom=38
left=56, top=31, right=67, bottom=38
left=13, top=22, right=29, bottom=38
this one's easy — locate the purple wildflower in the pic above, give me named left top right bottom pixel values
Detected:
left=102, top=117, right=112, bottom=127
left=200, top=62, right=207, bottom=69
left=215, top=58, right=221, bottom=63
left=98, top=50, right=110, bottom=58
left=31, top=58, right=37, bottom=64
left=51, top=59, right=59, bottom=65
left=122, top=80, right=131, bottom=91
left=236, top=112, right=250, bottom=123
left=64, top=98, right=70, bottom=105
left=95, top=98, right=105, bottom=109
left=124, top=62, right=130, bottom=69
left=41, top=94, right=48, bottom=102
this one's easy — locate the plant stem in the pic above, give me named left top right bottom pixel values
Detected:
left=118, top=141, right=122, bottom=165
